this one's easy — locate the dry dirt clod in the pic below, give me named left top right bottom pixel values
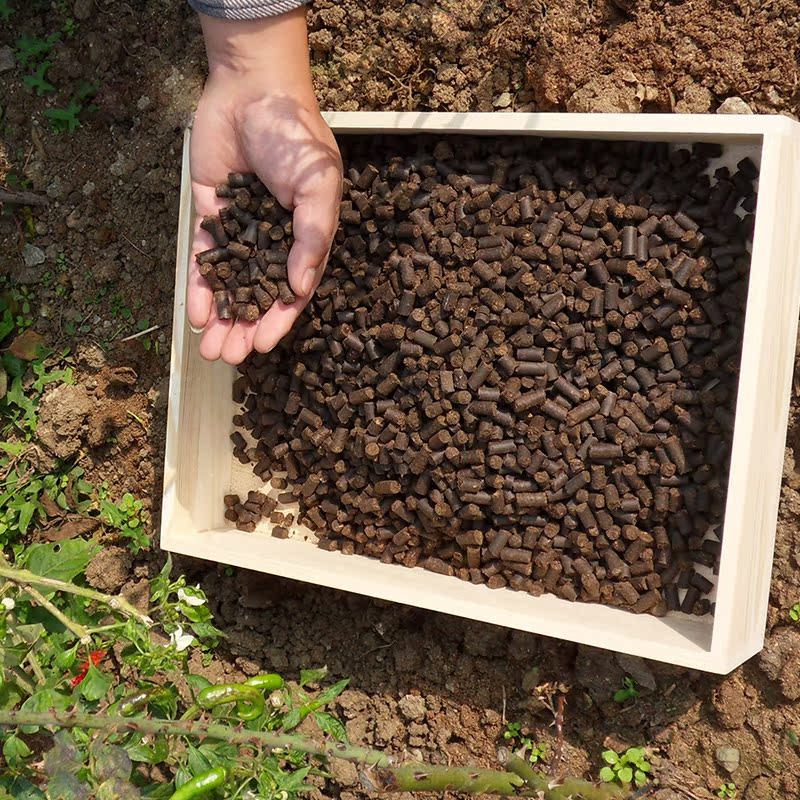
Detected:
left=85, top=546, right=134, bottom=593
left=713, top=675, right=749, bottom=729
left=37, top=383, right=92, bottom=460
left=397, top=693, right=427, bottom=721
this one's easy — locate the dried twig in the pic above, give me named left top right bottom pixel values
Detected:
left=549, top=693, right=566, bottom=777
left=119, top=324, right=160, bottom=342
left=0, top=187, right=49, bottom=207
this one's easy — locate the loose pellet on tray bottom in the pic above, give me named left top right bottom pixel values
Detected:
left=217, top=135, right=755, bottom=618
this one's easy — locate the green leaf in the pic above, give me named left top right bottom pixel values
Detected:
left=313, top=711, right=348, bottom=743
left=25, top=540, right=98, bottom=590
left=186, top=674, right=213, bottom=697
left=618, top=767, right=633, bottom=785
left=282, top=709, right=303, bottom=731
left=54, top=645, right=79, bottom=670
left=315, top=678, right=349, bottom=707
left=634, top=770, right=648, bottom=787
left=625, top=747, right=643, bottom=762
left=78, top=662, right=112, bottom=702
left=43, top=730, right=81, bottom=776
left=639, top=760, right=651, bottom=772
left=0, top=777, right=45, bottom=800
left=602, top=750, right=619, bottom=764
left=126, top=738, right=169, bottom=765
left=299, top=666, right=328, bottom=687
left=39, top=771, right=91, bottom=800
left=186, top=744, right=212, bottom=776
left=2, top=733, right=31, bottom=767
left=19, top=689, right=71, bottom=732
left=599, top=767, right=615, bottom=783
left=91, top=741, right=132, bottom=781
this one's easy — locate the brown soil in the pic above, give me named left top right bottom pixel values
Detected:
left=2, top=2, right=800, bottom=798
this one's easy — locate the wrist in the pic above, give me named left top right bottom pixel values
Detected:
left=200, top=10, right=316, bottom=102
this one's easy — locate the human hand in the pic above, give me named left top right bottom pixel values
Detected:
left=189, top=11, right=342, bottom=364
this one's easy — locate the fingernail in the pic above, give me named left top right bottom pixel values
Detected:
left=189, top=324, right=203, bottom=335
left=300, top=268, right=317, bottom=296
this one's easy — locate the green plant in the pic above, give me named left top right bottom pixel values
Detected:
left=717, top=782, right=737, bottom=798
left=503, top=721, right=549, bottom=765
left=15, top=32, right=59, bottom=68
left=22, top=61, right=55, bottom=95
left=0, top=0, right=14, bottom=21
left=790, top=603, right=800, bottom=622
left=599, top=747, right=651, bottom=788
left=44, top=99, right=83, bottom=133
left=62, top=16, right=77, bottom=37
left=613, top=676, right=639, bottom=704
left=98, top=487, right=150, bottom=554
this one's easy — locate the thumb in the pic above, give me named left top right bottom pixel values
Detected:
left=287, top=184, right=340, bottom=298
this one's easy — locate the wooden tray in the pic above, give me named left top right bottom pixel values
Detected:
left=162, top=113, right=800, bottom=673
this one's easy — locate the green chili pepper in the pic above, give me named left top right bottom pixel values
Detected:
left=168, top=767, right=228, bottom=800
left=243, top=673, right=284, bottom=691
left=119, top=687, right=169, bottom=717
left=197, top=684, right=265, bottom=720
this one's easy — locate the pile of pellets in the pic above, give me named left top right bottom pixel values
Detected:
left=207, top=136, right=757, bottom=617
left=196, top=178, right=295, bottom=321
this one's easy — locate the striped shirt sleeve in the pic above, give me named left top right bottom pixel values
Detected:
left=187, top=0, right=307, bottom=19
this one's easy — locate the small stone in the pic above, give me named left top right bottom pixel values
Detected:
left=717, top=97, right=753, bottom=115
left=0, top=46, right=15, bottom=73
left=715, top=746, right=740, bottom=774
left=46, top=177, right=63, bottom=199
left=493, top=92, right=513, bottom=109
left=22, top=244, right=45, bottom=267
left=136, top=95, right=151, bottom=111
left=614, top=654, right=657, bottom=690
left=82, top=181, right=96, bottom=195
left=397, top=693, right=426, bottom=721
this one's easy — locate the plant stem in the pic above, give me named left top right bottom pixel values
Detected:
left=374, top=764, right=524, bottom=794
left=499, top=748, right=626, bottom=800
left=25, top=650, right=46, bottom=685
left=0, top=564, right=153, bottom=626
left=0, top=710, right=528, bottom=795
left=18, top=581, right=91, bottom=643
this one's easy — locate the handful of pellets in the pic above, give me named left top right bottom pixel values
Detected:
left=195, top=173, right=297, bottom=322
left=224, top=135, right=756, bottom=618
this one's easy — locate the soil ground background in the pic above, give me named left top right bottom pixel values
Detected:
left=2, top=1, right=800, bottom=798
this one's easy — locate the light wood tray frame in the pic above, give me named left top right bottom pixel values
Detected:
left=162, top=113, right=800, bottom=674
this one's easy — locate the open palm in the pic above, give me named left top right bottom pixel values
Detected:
left=189, top=84, right=342, bottom=364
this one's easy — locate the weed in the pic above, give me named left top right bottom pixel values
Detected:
left=787, top=729, right=799, bottom=747
left=789, top=602, right=800, bottom=622
left=22, top=61, right=55, bottom=96
left=613, top=676, right=639, bottom=704
left=600, top=747, right=652, bottom=788
left=15, top=33, right=59, bottom=68
left=62, top=16, right=77, bottom=37
left=503, top=721, right=549, bottom=765
left=44, top=99, right=83, bottom=133
left=0, top=0, right=13, bottom=21
left=110, top=294, right=132, bottom=320
left=98, top=486, right=150, bottom=555
left=717, top=782, right=737, bottom=798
